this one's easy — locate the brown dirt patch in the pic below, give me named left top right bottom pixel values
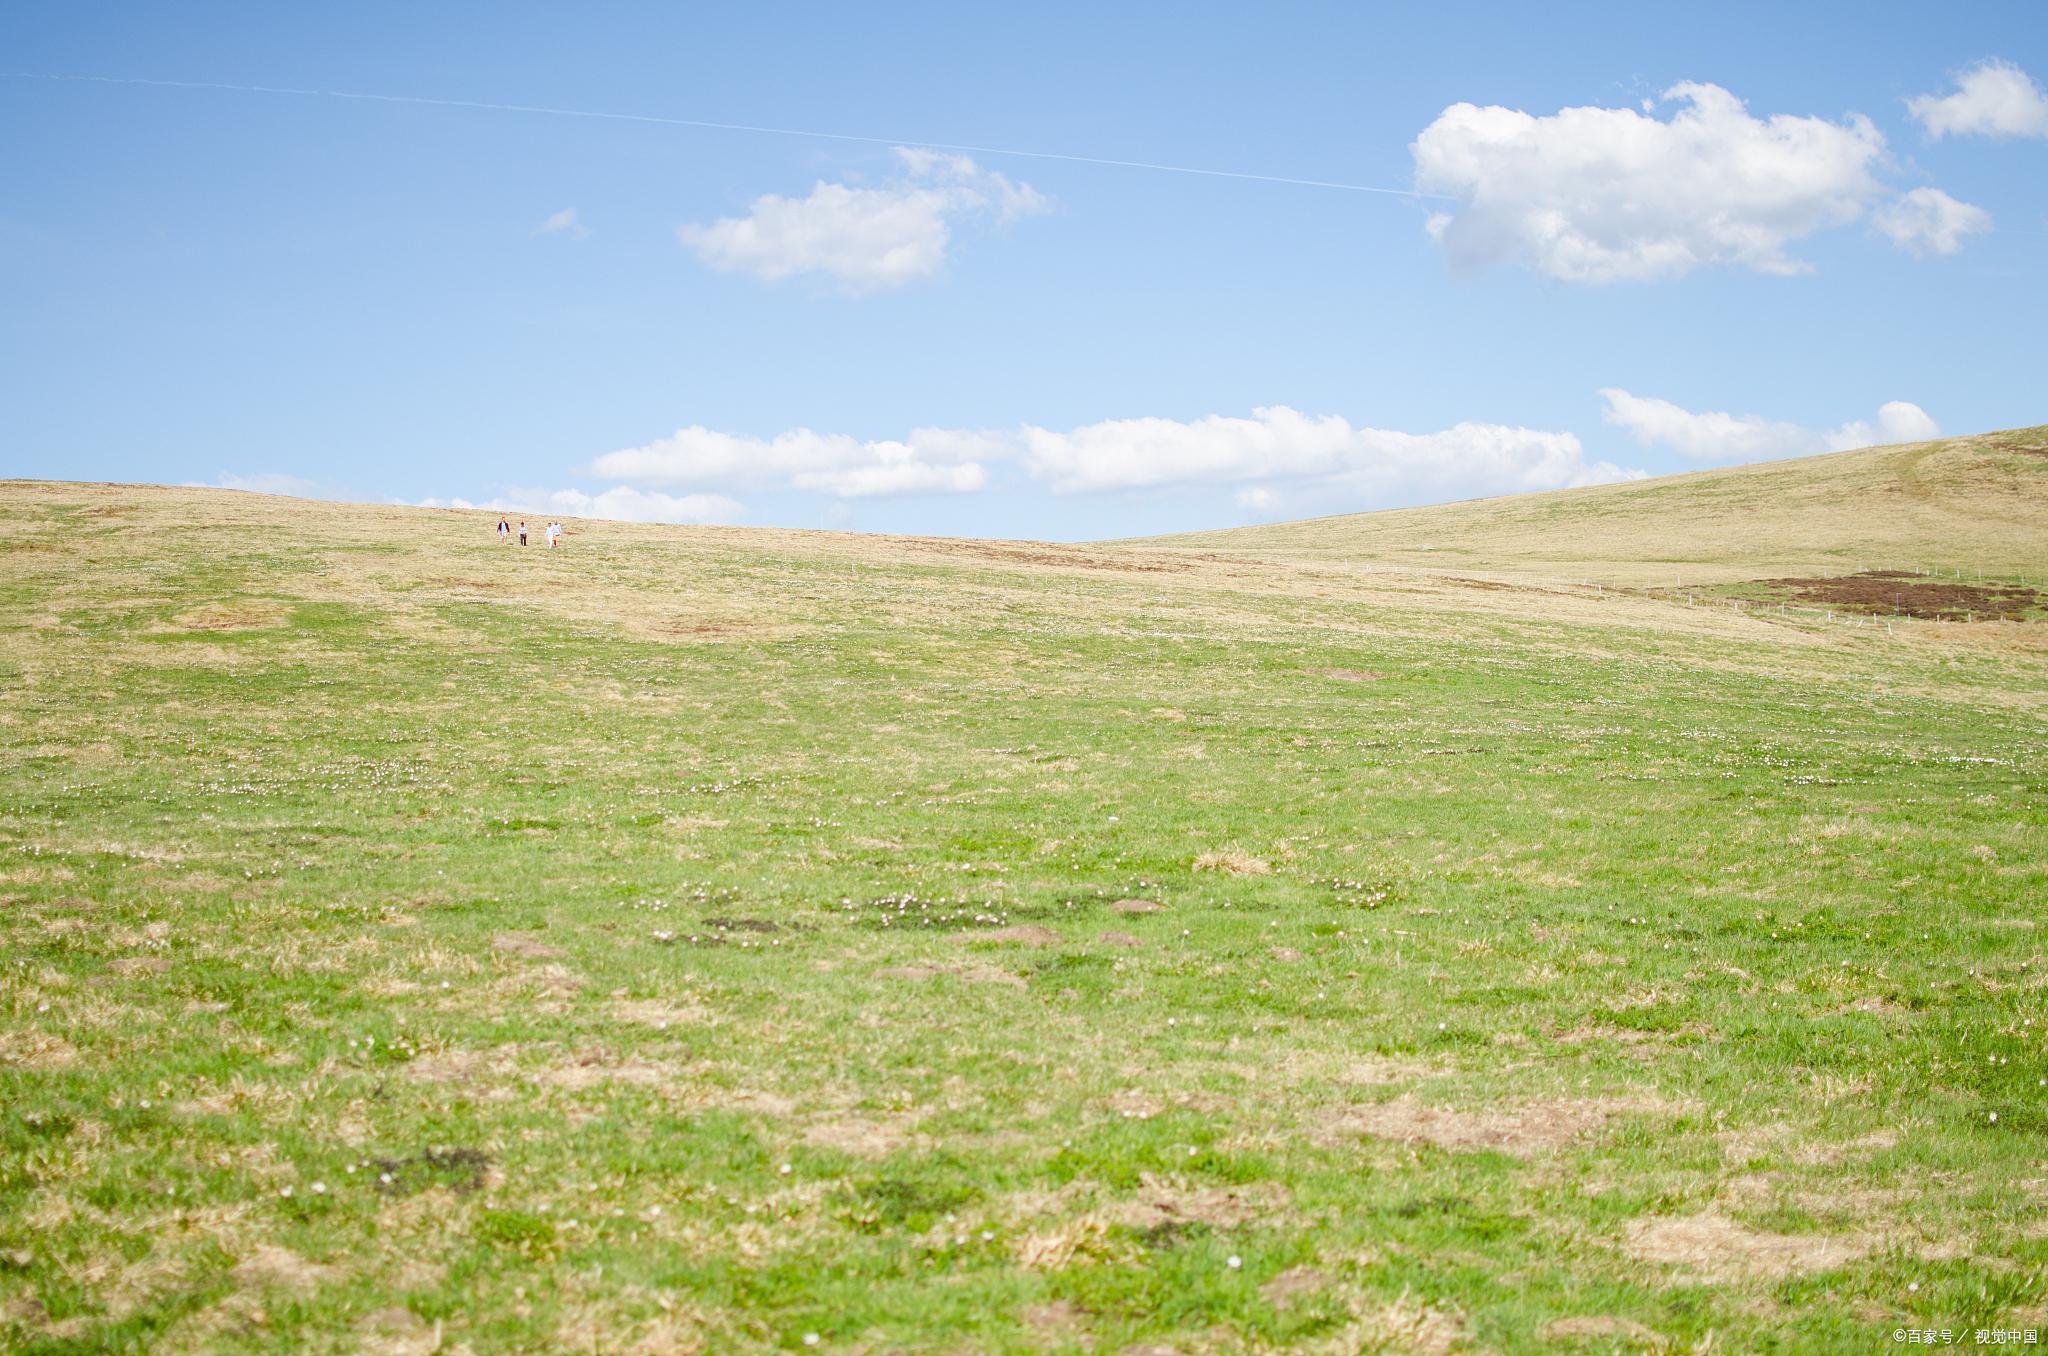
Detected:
left=1755, top=570, right=2045, bottom=620
left=404, top=1047, right=513, bottom=1084
left=1100, top=930, right=1143, bottom=948
left=1193, top=850, right=1270, bottom=876
left=1271, top=945, right=1304, bottom=962
left=1626, top=1212, right=1868, bottom=1282
left=1260, top=1264, right=1329, bottom=1310
left=800, top=1114, right=922, bottom=1156
left=1115, top=1173, right=1290, bottom=1233
left=491, top=932, right=561, bottom=959
left=1324, top=1095, right=1646, bottom=1154
left=1111, top=898, right=1165, bottom=914
left=542, top=1050, right=674, bottom=1091
left=229, top=1245, right=335, bottom=1292
left=1320, top=668, right=1388, bottom=682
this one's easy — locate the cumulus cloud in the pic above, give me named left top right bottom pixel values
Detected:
left=1874, top=187, right=1993, bottom=256
left=1599, top=389, right=1940, bottom=463
left=1020, top=407, right=1639, bottom=501
left=1908, top=59, right=2048, bottom=140
left=679, top=148, right=1048, bottom=293
left=413, top=486, right=741, bottom=525
left=1413, top=82, right=1893, bottom=281
left=590, top=424, right=1000, bottom=498
left=537, top=207, right=590, bottom=239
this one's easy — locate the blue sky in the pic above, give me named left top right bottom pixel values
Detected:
left=3, top=1, right=2044, bottom=539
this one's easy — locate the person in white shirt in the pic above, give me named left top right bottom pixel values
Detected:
left=546, top=521, right=561, bottom=548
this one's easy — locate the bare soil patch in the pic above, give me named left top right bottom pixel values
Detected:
left=1626, top=1211, right=1868, bottom=1282
left=1111, top=898, right=1164, bottom=914
left=229, top=1245, right=335, bottom=1292
left=800, top=1114, right=922, bottom=1157
left=1320, top=668, right=1388, bottom=682
left=1754, top=570, right=2045, bottom=620
left=1260, top=1264, right=1329, bottom=1310
left=1323, top=1095, right=1646, bottom=1154
left=542, top=1049, right=674, bottom=1091
left=1114, top=1174, right=1290, bottom=1237
left=1100, top=930, right=1143, bottom=948
left=370, top=1147, right=491, bottom=1196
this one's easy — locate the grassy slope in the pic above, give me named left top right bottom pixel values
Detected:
left=1149, top=426, right=2048, bottom=586
left=0, top=459, right=2044, bottom=1355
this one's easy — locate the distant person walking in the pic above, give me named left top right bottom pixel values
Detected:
left=497, top=516, right=510, bottom=543
left=518, top=521, right=528, bottom=546
left=546, top=521, right=562, bottom=548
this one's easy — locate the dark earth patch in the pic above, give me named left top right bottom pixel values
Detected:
left=1753, top=570, right=2045, bottom=620
left=371, top=1147, right=491, bottom=1196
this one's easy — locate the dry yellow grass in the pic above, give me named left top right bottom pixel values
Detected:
left=1148, top=425, right=2048, bottom=585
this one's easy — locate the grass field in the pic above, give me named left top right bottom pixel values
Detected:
left=2, top=430, right=2045, bottom=1354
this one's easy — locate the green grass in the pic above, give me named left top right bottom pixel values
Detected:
left=1, top=460, right=2045, bottom=1353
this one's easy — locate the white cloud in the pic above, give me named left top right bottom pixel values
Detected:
left=1874, top=187, right=1992, bottom=256
left=537, top=207, right=590, bottom=239
left=590, top=425, right=1000, bottom=498
left=412, top=486, right=741, bottom=525
left=1908, top=59, right=2048, bottom=140
left=1019, top=406, right=1640, bottom=501
left=588, top=405, right=1639, bottom=512
left=1599, top=389, right=1940, bottom=463
left=1412, top=82, right=1892, bottom=281
left=678, top=147, right=1048, bottom=293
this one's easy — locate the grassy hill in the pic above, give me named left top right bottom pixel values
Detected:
left=1152, top=425, right=2048, bottom=586
left=1, top=456, right=2044, bottom=1354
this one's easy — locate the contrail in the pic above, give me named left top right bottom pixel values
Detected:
left=2, top=71, right=1449, bottom=200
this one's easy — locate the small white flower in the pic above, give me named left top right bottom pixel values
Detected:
left=803, top=1336, right=821, bottom=1349
left=980, top=1230, right=994, bottom=1242
left=778, top=1163, right=792, bottom=1175
left=1909, top=1281, right=1920, bottom=1292
left=279, top=1186, right=294, bottom=1198
left=1226, top=1255, right=1242, bottom=1269
left=1990, top=1112, right=1999, bottom=1122
left=311, top=1182, right=326, bottom=1195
